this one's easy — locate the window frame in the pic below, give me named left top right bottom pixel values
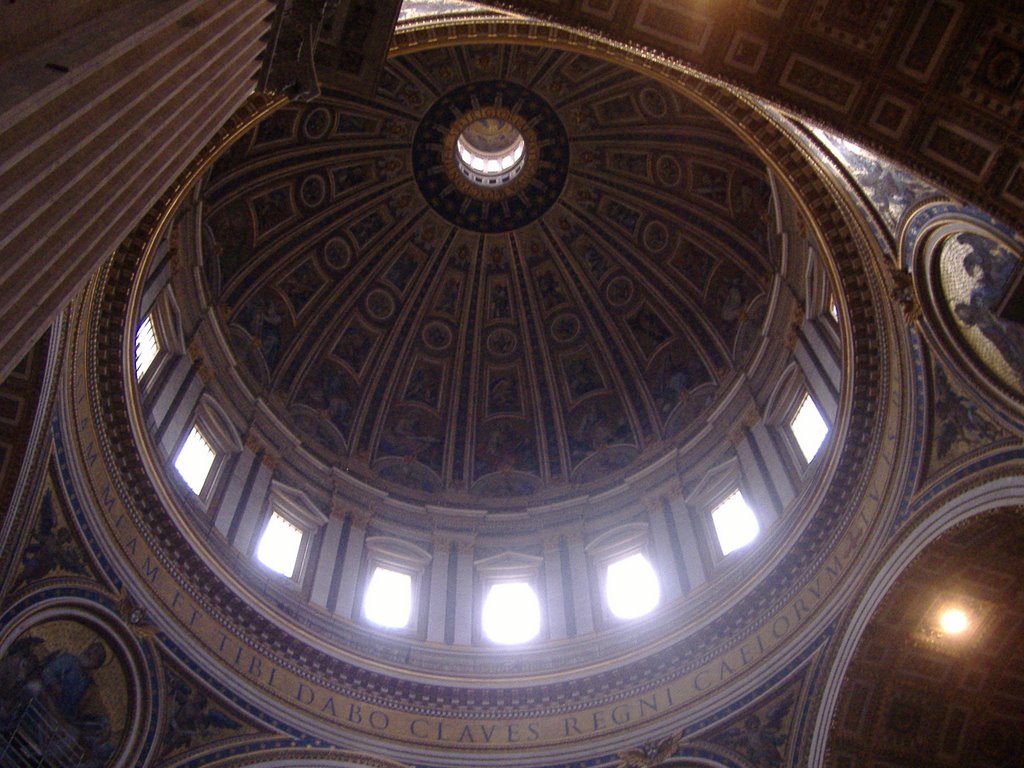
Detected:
left=172, top=423, right=220, bottom=501
left=586, top=522, right=661, bottom=625
left=134, top=290, right=184, bottom=394
left=171, top=395, right=241, bottom=507
left=787, top=391, right=829, bottom=465
left=359, top=536, right=431, bottom=634
left=255, top=509, right=307, bottom=579
left=475, top=552, right=544, bottom=645
left=253, top=482, right=326, bottom=586
left=764, top=364, right=831, bottom=477
left=134, top=312, right=161, bottom=382
left=709, top=487, right=761, bottom=558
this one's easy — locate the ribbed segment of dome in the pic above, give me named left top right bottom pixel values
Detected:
left=200, top=45, right=774, bottom=506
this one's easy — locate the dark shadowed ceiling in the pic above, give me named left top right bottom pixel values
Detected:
left=200, top=44, right=775, bottom=507
left=827, top=508, right=1024, bottom=767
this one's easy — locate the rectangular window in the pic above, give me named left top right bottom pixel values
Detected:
left=135, top=314, right=160, bottom=380
left=712, top=489, right=759, bottom=556
left=256, top=511, right=304, bottom=578
left=482, top=581, right=541, bottom=645
left=605, top=552, right=660, bottom=620
left=790, top=393, right=829, bottom=462
left=363, top=567, right=414, bottom=628
left=174, top=426, right=216, bottom=495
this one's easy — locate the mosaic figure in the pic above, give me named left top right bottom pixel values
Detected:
left=941, top=232, right=1024, bottom=392
left=0, top=621, right=128, bottom=768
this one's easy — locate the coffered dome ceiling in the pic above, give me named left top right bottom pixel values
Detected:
left=200, top=44, right=774, bottom=507
left=64, top=21, right=912, bottom=764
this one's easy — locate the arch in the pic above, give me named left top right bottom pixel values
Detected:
left=808, top=470, right=1024, bottom=766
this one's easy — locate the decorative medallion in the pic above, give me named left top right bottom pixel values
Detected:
left=302, top=107, right=332, bottom=140
left=299, top=174, right=326, bottom=208
left=643, top=220, right=671, bottom=253
left=365, top=289, right=396, bottom=322
left=551, top=312, right=583, bottom=344
left=639, top=86, right=669, bottom=117
left=0, top=609, right=147, bottom=768
left=606, top=275, right=635, bottom=306
left=323, top=236, right=352, bottom=271
left=486, top=327, right=519, bottom=357
left=422, top=321, right=453, bottom=352
left=655, top=155, right=683, bottom=187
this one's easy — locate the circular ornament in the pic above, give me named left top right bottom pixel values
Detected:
left=365, top=289, right=396, bottom=322
left=643, top=220, right=670, bottom=254
left=303, top=107, right=332, bottom=140
left=655, top=155, right=683, bottom=187
left=486, top=328, right=518, bottom=357
left=323, top=237, right=352, bottom=271
left=639, top=87, right=668, bottom=117
left=299, top=175, right=326, bottom=208
left=606, top=275, right=635, bottom=307
left=550, top=312, right=582, bottom=344
left=422, top=321, right=453, bottom=351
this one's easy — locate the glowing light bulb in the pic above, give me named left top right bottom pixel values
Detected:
left=939, top=607, right=969, bottom=635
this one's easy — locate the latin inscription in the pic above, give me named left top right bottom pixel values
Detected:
left=64, top=310, right=890, bottom=749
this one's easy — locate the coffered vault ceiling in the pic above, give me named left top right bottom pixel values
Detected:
left=828, top=509, right=1024, bottom=767
left=201, top=44, right=775, bottom=506
left=464, top=0, right=1024, bottom=236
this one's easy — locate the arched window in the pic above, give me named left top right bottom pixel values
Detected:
left=586, top=522, right=661, bottom=622
left=253, top=483, right=326, bottom=583
left=256, top=511, right=304, bottom=577
left=476, top=552, right=543, bottom=644
left=170, top=395, right=241, bottom=504
left=133, top=288, right=184, bottom=392
left=364, top=567, right=414, bottom=629
left=765, top=365, right=833, bottom=474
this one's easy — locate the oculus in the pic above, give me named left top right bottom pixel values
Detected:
left=455, top=118, right=526, bottom=187
left=412, top=81, right=568, bottom=233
